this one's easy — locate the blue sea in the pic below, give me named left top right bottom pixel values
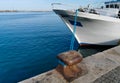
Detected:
left=0, top=12, right=113, bottom=83
left=0, top=12, right=80, bottom=83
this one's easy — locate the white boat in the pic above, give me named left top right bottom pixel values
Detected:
left=52, top=0, right=120, bottom=46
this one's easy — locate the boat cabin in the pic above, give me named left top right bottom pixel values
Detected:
left=77, top=0, right=120, bottom=18
left=105, top=0, right=120, bottom=9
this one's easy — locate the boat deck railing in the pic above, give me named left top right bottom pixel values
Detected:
left=51, top=3, right=79, bottom=10
left=51, top=2, right=105, bottom=10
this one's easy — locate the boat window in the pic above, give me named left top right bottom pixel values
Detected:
left=115, top=4, right=119, bottom=8
left=110, top=4, right=114, bottom=8
left=118, top=11, right=120, bottom=18
left=106, top=5, right=109, bottom=8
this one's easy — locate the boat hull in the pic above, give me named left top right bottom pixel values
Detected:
left=54, top=9, right=120, bottom=46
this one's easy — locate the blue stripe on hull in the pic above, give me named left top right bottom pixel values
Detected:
left=69, top=20, right=83, bottom=27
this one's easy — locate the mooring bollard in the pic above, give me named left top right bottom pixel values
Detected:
left=56, top=50, right=83, bottom=82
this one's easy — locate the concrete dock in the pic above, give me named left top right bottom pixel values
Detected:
left=19, top=46, right=120, bottom=83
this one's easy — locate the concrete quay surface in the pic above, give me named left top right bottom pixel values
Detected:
left=19, top=46, right=120, bottom=83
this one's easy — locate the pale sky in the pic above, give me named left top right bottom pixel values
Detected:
left=0, top=0, right=110, bottom=10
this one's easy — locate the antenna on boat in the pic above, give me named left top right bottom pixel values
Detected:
left=87, top=4, right=90, bottom=8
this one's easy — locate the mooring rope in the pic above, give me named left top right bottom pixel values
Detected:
left=70, top=9, right=78, bottom=50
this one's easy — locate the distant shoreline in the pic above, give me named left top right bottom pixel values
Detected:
left=0, top=10, right=52, bottom=12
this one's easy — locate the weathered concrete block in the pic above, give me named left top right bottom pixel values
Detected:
left=56, top=50, right=83, bottom=82
left=57, top=50, right=83, bottom=66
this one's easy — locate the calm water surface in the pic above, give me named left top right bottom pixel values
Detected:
left=0, top=12, right=79, bottom=83
left=0, top=12, right=112, bottom=83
